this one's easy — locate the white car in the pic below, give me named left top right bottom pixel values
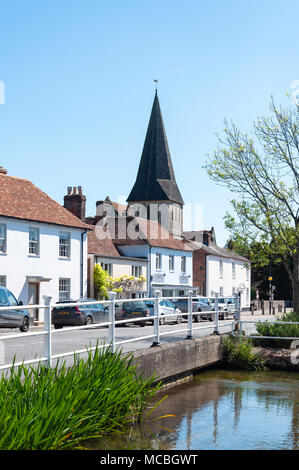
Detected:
left=210, top=297, right=235, bottom=320
left=147, top=299, right=183, bottom=325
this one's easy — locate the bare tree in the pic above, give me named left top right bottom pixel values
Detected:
left=204, top=97, right=299, bottom=312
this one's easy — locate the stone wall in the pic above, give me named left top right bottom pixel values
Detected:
left=131, top=335, right=223, bottom=385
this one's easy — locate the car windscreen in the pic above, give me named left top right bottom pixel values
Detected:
left=126, top=301, right=146, bottom=308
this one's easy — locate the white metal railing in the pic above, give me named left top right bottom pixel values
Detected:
left=0, top=291, right=240, bottom=371
left=231, top=319, right=299, bottom=342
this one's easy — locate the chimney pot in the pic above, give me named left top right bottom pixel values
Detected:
left=73, top=187, right=77, bottom=195
left=78, top=186, right=82, bottom=195
left=67, top=186, right=72, bottom=196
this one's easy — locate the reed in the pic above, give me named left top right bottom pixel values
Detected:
left=0, top=344, right=161, bottom=450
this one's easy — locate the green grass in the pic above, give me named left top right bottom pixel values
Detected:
left=0, top=345, right=161, bottom=450
left=252, top=312, right=299, bottom=348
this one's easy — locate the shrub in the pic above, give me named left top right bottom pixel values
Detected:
left=252, top=312, right=299, bottom=348
left=222, top=336, right=267, bottom=371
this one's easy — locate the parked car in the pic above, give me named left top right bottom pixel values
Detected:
left=114, top=300, right=150, bottom=327
left=52, top=298, right=108, bottom=329
left=0, top=286, right=30, bottom=332
left=173, top=297, right=213, bottom=322
left=145, top=299, right=183, bottom=325
left=210, top=297, right=235, bottom=320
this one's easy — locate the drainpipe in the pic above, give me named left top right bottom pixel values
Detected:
left=148, top=245, right=152, bottom=297
left=80, top=230, right=87, bottom=298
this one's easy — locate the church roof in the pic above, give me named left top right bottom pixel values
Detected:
left=127, top=92, right=184, bottom=205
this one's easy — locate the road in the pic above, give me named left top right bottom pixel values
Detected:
left=0, top=313, right=276, bottom=370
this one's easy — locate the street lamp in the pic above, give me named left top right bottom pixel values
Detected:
left=268, top=276, right=273, bottom=314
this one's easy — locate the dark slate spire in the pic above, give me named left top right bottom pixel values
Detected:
left=127, top=92, right=184, bottom=205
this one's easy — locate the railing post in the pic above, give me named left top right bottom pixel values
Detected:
left=234, top=293, right=240, bottom=335
left=152, top=290, right=161, bottom=347
left=213, top=292, right=220, bottom=335
left=108, top=291, right=116, bottom=353
left=186, top=289, right=193, bottom=339
left=44, top=296, right=52, bottom=368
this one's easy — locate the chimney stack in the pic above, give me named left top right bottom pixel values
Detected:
left=63, top=186, right=86, bottom=221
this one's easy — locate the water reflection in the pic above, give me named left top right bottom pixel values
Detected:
left=82, top=370, right=299, bottom=450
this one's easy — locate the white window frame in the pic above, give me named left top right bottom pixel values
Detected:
left=219, top=286, right=224, bottom=296
left=246, top=266, right=250, bottom=281
left=232, top=262, right=236, bottom=279
left=156, top=252, right=162, bottom=270
left=169, top=255, right=174, bottom=272
left=219, top=259, right=223, bottom=279
left=59, top=278, right=71, bottom=301
left=101, top=262, right=112, bottom=276
left=0, top=224, right=7, bottom=254
left=132, top=265, right=142, bottom=277
left=59, top=231, right=71, bottom=258
left=181, top=256, right=186, bottom=274
left=29, top=227, right=40, bottom=256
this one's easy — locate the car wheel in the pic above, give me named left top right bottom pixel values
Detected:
left=193, top=311, right=200, bottom=322
left=138, top=321, right=146, bottom=327
left=159, top=315, right=165, bottom=325
left=86, top=316, right=93, bottom=325
left=19, top=317, right=29, bottom=332
left=175, top=315, right=182, bottom=324
left=54, top=323, right=63, bottom=329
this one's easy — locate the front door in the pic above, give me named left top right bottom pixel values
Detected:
left=28, top=283, right=39, bottom=321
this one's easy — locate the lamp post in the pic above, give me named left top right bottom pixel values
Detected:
left=268, top=276, right=273, bottom=314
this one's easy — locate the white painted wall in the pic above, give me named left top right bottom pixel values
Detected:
left=0, top=217, right=88, bottom=321
left=150, top=246, right=193, bottom=294
left=115, top=244, right=193, bottom=296
left=206, top=255, right=251, bottom=309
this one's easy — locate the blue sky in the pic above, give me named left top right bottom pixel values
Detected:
left=0, top=0, right=298, bottom=246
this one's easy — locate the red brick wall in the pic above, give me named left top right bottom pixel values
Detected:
left=193, top=249, right=207, bottom=296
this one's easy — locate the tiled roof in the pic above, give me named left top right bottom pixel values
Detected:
left=0, top=174, right=89, bottom=229
left=188, top=240, right=250, bottom=262
left=87, top=226, right=121, bottom=257
left=111, top=215, right=192, bottom=252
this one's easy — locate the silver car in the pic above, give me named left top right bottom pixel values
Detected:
left=0, top=287, right=30, bottom=332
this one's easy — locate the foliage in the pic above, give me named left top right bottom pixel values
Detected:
left=0, top=345, right=161, bottom=450
left=222, top=336, right=267, bottom=371
left=226, top=235, right=292, bottom=300
left=93, top=264, right=146, bottom=300
left=204, top=97, right=299, bottom=311
left=93, top=264, right=115, bottom=299
left=252, top=312, right=299, bottom=348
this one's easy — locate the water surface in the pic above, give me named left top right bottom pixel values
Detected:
left=83, top=370, right=299, bottom=450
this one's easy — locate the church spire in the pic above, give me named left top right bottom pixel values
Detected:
left=127, top=92, right=184, bottom=205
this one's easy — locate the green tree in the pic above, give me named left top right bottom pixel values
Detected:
left=204, top=97, right=299, bottom=312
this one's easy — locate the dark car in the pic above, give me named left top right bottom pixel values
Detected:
left=51, top=298, right=108, bottom=329
left=114, top=300, right=149, bottom=327
left=0, top=286, right=30, bottom=332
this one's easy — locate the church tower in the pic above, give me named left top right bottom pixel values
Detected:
left=127, top=91, right=184, bottom=237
